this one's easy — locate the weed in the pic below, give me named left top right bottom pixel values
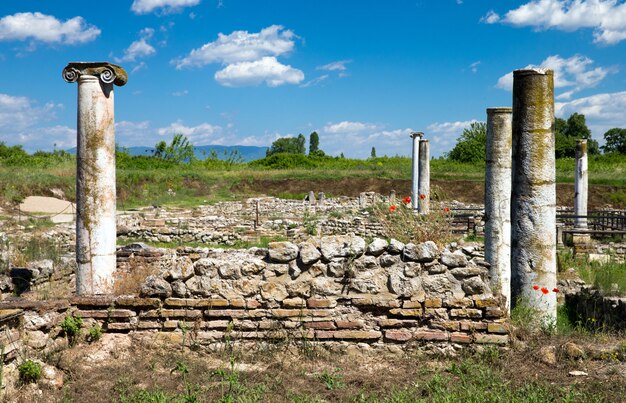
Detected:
left=60, top=313, right=83, bottom=346
left=18, top=360, right=42, bottom=384
left=318, top=368, right=344, bottom=391
left=302, top=210, right=318, bottom=236
left=87, top=324, right=103, bottom=343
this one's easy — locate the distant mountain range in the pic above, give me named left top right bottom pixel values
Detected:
left=68, top=145, right=268, bottom=162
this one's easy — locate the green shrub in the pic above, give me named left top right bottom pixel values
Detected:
left=18, top=360, right=42, bottom=384
left=61, top=314, right=83, bottom=346
left=87, top=324, right=103, bottom=342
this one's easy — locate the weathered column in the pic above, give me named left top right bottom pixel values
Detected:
left=307, top=190, right=316, bottom=206
left=410, top=132, right=423, bottom=210
left=484, top=107, right=512, bottom=311
left=63, top=62, right=127, bottom=295
left=511, top=68, right=557, bottom=324
left=574, top=140, right=588, bottom=229
left=318, top=192, right=325, bottom=206
left=418, top=139, right=430, bottom=214
left=389, top=190, right=396, bottom=205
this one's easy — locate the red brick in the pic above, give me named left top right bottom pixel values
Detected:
left=335, top=320, right=364, bottom=329
left=430, top=320, right=460, bottom=332
left=385, top=329, right=413, bottom=342
left=376, top=318, right=418, bottom=328
left=315, top=330, right=335, bottom=339
left=414, top=330, right=449, bottom=341
left=304, top=321, right=336, bottom=330
left=333, top=330, right=381, bottom=340
left=271, top=309, right=331, bottom=318
left=205, top=309, right=267, bottom=319
left=70, top=296, right=114, bottom=307
left=460, top=321, right=488, bottom=331
left=307, top=298, right=337, bottom=308
left=159, top=309, right=202, bottom=319
left=450, top=332, right=472, bottom=344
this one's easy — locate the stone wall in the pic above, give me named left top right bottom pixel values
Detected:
left=565, top=289, right=626, bottom=331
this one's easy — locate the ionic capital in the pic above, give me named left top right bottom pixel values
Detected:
left=410, top=131, right=424, bottom=140
left=62, top=62, right=128, bottom=86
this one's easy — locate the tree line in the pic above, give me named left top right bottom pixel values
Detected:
left=448, top=113, right=626, bottom=163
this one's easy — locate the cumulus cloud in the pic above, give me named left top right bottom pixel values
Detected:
left=426, top=120, right=479, bottom=155
left=483, top=0, right=626, bottom=45
left=0, top=12, right=100, bottom=45
left=556, top=90, right=626, bottom=123
left=156, top=120, right=225, bottom=144
left=0, top=93, right=74, bottom=152
left=131, top=0, right=201, bottom=15
left=115, top=28, right=156, bottom=63
left=323, top=121, right=380, bottom=134
left=496, top=54, right=614, bottom=99
left=173, top=25, right=296, bottom=69
left=214, top=56, right=304, bottom=87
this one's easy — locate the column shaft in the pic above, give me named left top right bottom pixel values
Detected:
left=76, top=75, right=117, bottom=294
left=574, top=140, right=588, bottom=229
left=484, top=108, right=512, bottom=311
left=410, top=132, right=422, bottom=210
left=511, top=69, right=557, bottom=324
left=418, top=140, right=430, bottom=214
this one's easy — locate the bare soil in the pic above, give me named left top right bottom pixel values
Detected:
left=238, top=178, right=624, bottom=209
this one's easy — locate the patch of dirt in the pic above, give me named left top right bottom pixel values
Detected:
left=238, top=178, right=624, bottom=209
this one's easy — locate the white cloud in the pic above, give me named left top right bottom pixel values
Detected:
left=484, top=0, right=626, bottom=45
left=214, top=56, right=304, bottom=87
left=115, top=28, right=156, bottom=63
left=131, top=62, right=148, bottom=74
left=317, top=60, right=352, bottom=72
left=173, top=25, right=296, bottom=69
left=496, top=55, right=614, bottom=98
left=323, top=121, right=380, bottom=134
left=131, top=0, right=201, bottom=15
left=469, top=61, right=481, bottom=73
left=300, top=75, right=329, bottom=88
left=157, top=120, right=225, bottom=144
left=426, top=120, right=479, bottom=155
left=0, top=12, right=100, bottom=45
left=172, top=90, right=189, bottom=96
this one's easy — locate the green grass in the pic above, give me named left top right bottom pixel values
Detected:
left=558, top=249, right=626, bottom=296
left=118, top=235, right=287, bottom=250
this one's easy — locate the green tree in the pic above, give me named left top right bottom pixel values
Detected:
left=370, top=147, right=377, bottom=158
left=447, top=122, right=487, bottom=163
left=309, top=131, right=320, bottom=155
left=555, top=113, right=599, bottom=158
left=602, top=128, right=626, bottom=154
left=266, top=135, right=307, bottom=156
left=153, top=134, right=195, bottom=163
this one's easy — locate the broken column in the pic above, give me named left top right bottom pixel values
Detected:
left=511, top=68, right=557, bottom=324
left=484, top=107, right=512, bottom=311
left=318, top=192, right=325, bottom=206
left=574, top=139, right=588, bottom=229
left=410, top=132, right=423, bottom=210
left=63, top=62, right=127, bottom=295
left=418, top=139, right=430, bottom=214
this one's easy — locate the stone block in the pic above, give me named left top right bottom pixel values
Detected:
left=282, top=297, right=306, bottom=308
left=424, top=308, right=449, bottom=320
left=487, top=323, right=509, bottom=334
left=115, top=297, right=161, bottom=309
left=474, top=297, right=499, bottom=308
left=268, top=241, right=299, bottom=263
left=389, top=308, right=423, bottom=317
left=107, top=322, right=133, bottom=331
left=424, top=298, right=442, bottom=308
left=444, top=298, right=474, bottom=308
left=206, top=309, right=267, bottom=319
left=474, top=334, right=508, bottom=345
left=271, top=309, right=331, bottom=318
left=304, top=321, right=336, bottom=330
left=333, top=330, right=382, bottom=340
left=70, top=296, right=114, bottom=308
left=77, top=309, right=136, bottom=319
left=460, top=321, right=488, bottom=331
left=137, top=321, right=162, bottom=330
left=430, top=320, right=460, bottom=331
left=450, top=308, right=482, bottom=319
left=485, top=307, right=506, bottom=318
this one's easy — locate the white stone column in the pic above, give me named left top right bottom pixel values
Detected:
left=418, top=139, right=430, bottom=214
left=574, top=139, right=588, bottom=229
left=410, top=132, right=423, bottom=210
left=511, top=68, right=557, bottom=325
left=63, top=62, right=127, bottom=295
left=484, top=107, right=512, bottom=312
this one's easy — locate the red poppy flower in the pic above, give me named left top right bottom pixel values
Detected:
left=442, top=207, right=450, bottom=213
left=533, top=285, right=539, bottom=290
left=419, top=194, right=426, bottom=200
left=389, top=205, right=397, bottom=213
left=402, top=196, right=411, bottom=205
left=552, top=288, right=560, bottom=293
left=541, top=287, right=549, bottom=295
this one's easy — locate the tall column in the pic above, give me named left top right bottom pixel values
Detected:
left=511, top=69, right=557, bottom=324
left=418, top=139, right=430, bottom=214
left=484, top=107, right=512, bottom=312
left=63, top=62, right=128, bottom=295
left=410, top=132, right=423, bottom=210
left=574, top=139, right=588, bottom=229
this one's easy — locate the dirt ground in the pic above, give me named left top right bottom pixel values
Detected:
left=240, top=178, right=624, bottom=209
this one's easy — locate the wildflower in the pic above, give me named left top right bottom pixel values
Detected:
left=533, top=285, right=539, bottom=290
left=402, top=196, right=411, bottom=205
left=541, top=287, right=549, bottom=295
left=389, top=205, right=397, bottom=213
left=552, top=288, right=560, bottom=293
left=442, top=207, right=450, bottom=213
left=419, top=194, right=426, bottom=200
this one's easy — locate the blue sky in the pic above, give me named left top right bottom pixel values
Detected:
left=1, top=0, right=626, bottom=158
